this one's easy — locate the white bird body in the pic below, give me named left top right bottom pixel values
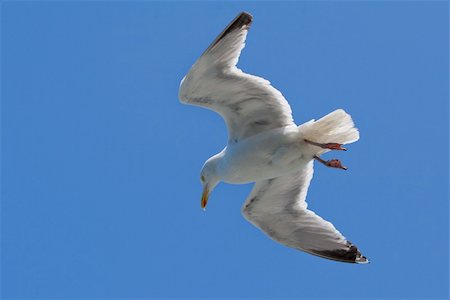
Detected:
left=216, top=126, right=312, bottom=184
left=179, top=12, right=368, bottom=263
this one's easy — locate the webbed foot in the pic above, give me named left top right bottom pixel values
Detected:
left=314, top=155, right=347, bottom=170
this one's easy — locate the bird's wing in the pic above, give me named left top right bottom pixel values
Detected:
left=179, top=12, right=295, bottom=143
left=242, top=161, right=368, bottom=263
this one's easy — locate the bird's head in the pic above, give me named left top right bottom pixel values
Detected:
left=200, top=157, right=221, bottom=210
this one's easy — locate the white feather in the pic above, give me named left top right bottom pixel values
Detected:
left=242, top=162, right=368, bottom=263
left=179, top=13, right=294, bottom=143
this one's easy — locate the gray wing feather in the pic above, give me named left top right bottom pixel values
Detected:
left=179, top=12, right=294, bottom=143
left=242, top=161, right=368, bottom=263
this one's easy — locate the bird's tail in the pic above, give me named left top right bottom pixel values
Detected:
left=299, top=109, right=360, bottom=147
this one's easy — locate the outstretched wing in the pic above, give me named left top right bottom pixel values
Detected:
left=179, top=12, right=295, bottom=143
left=242, top=161, right=368, bottom=263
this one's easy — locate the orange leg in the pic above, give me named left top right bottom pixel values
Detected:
left=304, top=139, right=347, bottom=151
left=314, top=155, right=347, bottom=170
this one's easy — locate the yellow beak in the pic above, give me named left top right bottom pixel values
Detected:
left=201, top=185, right=210, bottom=209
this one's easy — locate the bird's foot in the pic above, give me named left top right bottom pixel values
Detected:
left=304, top=139, right=347, bottom=151
left=314, top=155, right=347, bottom=170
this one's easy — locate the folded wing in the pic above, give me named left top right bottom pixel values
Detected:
left=179, top=12, right=294, bottom=143
left=242, top=161, right=368, bottom=263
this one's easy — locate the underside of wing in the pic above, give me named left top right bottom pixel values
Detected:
left=242, top=162, right=368, bottom=264
left=179, top=12, right=294, bottom=143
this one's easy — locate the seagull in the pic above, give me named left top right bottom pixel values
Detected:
left=179, top=12, right=368, bottom=264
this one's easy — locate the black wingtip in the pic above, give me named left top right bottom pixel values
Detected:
left=236, top=12, right=253, bottom=28
left=218, top=12, right=253, bottom=39
left=206, top=12, right=253, bottom=51
left=356, top=255, right=370, bottom=264
left=309, top=242, right=369, bottom=264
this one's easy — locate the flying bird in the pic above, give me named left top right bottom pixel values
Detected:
left=179, top=12, right=368, bottom=264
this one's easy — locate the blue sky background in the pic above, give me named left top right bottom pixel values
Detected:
left=1, top=1, right=448, bottom=299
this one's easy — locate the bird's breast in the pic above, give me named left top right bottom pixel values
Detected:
left=219, top=127, right=312, bottom=184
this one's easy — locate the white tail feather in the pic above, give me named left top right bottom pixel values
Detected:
left=300, top=109, right=360, bottom=146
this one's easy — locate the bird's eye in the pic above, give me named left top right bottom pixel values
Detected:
left=201, top=175, right=205, bottom=182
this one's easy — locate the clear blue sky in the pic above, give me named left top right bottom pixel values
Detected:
left=2, top=1, right=448, bottom=299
